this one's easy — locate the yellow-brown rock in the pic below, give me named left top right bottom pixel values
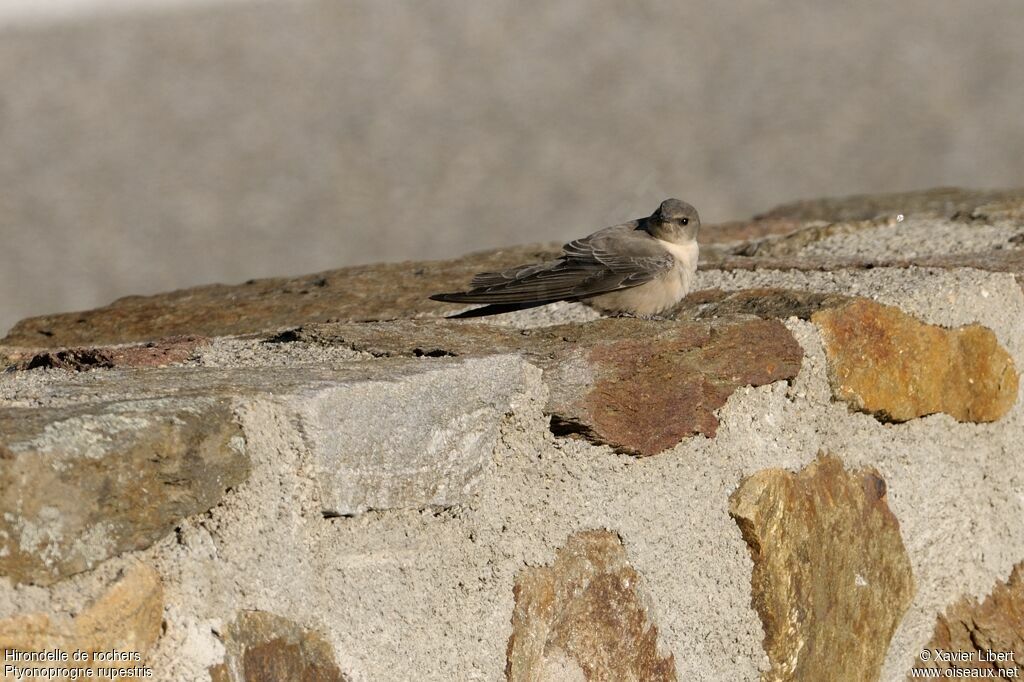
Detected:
left=209, top=610, right=348, bottom=682
left=0, top=562, right=163, bottom=679
left=1, top=397, right=248, bottom=586
left=911, top=562, right=1024, bottom=678
left=729, top=454, right=915, bottom=682
left=506, top=529, right=676, bottom=682
left=812, top=299, right=1018, bottom=423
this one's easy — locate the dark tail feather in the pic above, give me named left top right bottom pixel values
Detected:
left=430, top=292, right=564, bottom=317
left=429, top=292, right=479, bottom=304
left=442, top=299, right=565, bottom=318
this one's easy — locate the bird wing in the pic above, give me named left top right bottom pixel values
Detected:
left=431, top=223, right=674, bottom=305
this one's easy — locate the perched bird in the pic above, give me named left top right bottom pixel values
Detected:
left=431, top=198, right=700, bottom=318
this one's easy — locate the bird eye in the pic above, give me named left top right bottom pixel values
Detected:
left=680, top=218, right=688, bottom=225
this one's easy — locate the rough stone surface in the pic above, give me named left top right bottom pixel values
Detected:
left=0, top=562, right=163, bottom=675
left=755, top=187, right=1024, bottom=223
left=506, top=529, right=676, bottom=682
left=702, top=218, right=806, bottom=245
left=0, top=356, right=540, bottom=522
left=812, top=299, right=1018, bottom=423
left=4, top=336, right=210, bottom=371
left=799, top=219, right=1022, bottom=263
left=546, top=318, right=803, bottom=455
left=729, top=454, right=916, bottom=682
left=707, top=241, right=1024, bottom=284
left=0, top=245, right=561, bottom=348
left=271, top=316, right=804, bottom=456
left=724, top=217, right=885, bottom=261
left=299, top=355, right=541, bottom=516
left=672, top=287, right=853, bottom=321
left=705, top=200, right=1024, bottom=288
left=892, top=249, right=1024, bottom=284
left=0, top=234, right=748, bottom=352
left=912, top=563, right=1024, bottom=677
left=209, top=610, right=348, bottom=682
left=0, top=396, right=247, bottom=585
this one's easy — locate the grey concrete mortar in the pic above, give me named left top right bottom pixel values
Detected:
left=1, top=264, right=1022, bottom=679
left=204, top=266, right=1021, bottom=680
left=799, top=215, right=1024, bottom=260
left=696, top=266, right=1024, bottom=353
left=197, top=336, right=372, bottom=367
left=138, top=267, right=1022, bottom=681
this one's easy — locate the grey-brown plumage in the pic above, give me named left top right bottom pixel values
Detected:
left=431, top=198, right=700, bottom=317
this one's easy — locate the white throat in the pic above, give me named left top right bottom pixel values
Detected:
left=657, top=239, right=699, bottom=271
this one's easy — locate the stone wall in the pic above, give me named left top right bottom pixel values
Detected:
left=1, top=187, right=1024, bottom=680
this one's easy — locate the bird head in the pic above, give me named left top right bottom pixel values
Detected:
left=646, top=198, right=700, bottom=243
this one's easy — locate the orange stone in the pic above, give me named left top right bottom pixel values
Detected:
left=0, top=562, right=164, bottom=678
left=913, top=562, right=1024, bottom=677
left=506, top=530, right=677, bottom=681
left=209, top=610, right=348, bottom=682
left=729, top=454, right=915, bottom=682
left=812, top=299, right=1018, bottom=423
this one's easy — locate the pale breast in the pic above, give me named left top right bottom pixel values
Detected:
left=587, top=240, right=699, bottom=315
left=659, top=239, right=699, bottom=296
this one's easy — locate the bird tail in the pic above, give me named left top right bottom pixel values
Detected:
left=432, top=299, right=570, bottom=318
left=428, top=292, right=491, bottom=304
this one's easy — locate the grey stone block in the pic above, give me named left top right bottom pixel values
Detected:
left=0, top=355, right=543, bottom=582
left=289, top=355, right=542, bottom=516
left=0, top=396, right=248, bottom=585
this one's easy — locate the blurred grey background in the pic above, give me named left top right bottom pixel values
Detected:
left=2, top=0, right=1024, bottom=336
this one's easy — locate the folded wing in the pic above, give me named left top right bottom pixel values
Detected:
left=430, top=224, right=673, bottom=305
